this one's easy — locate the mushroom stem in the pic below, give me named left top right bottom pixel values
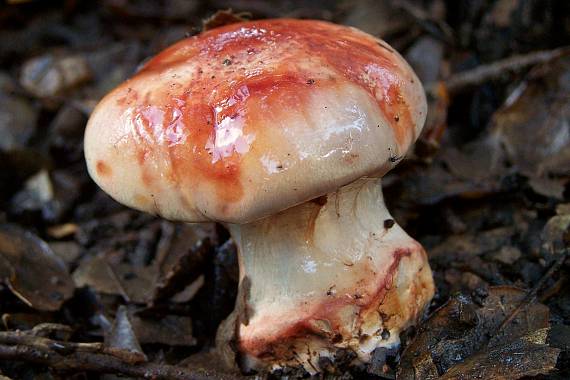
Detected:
left=217, top=178, right=434, bottom=374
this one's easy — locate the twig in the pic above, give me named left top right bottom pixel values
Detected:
left=442, top=46, right=570, bottom=94
left=0, top=331, right=243, bottom=380
left=497, top=250, right=568, bottom=333
left=539, top=276, right=566, bottom=303
left=0, top=328, right=150, bottom=364
left=105, top=259, right=132, bottom=303
left=29, top=323, right=72, bottom=338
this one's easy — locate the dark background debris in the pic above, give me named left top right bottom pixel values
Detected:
left=0, top=1, right=569, bottom=379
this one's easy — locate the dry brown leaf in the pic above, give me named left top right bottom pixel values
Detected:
left=492, top=57, right=570, bottom=196
left=73, top=222, right=216, bottom=305
left=398, top=286, right=559, bottom=380
left=430, top=227, right=515, bottom=262
left=441, top=328, right=560, bottom=380
left=0, top=224, right=74, bottom=311
left=106, top=305, right=147, bottom=364
left=131, top=313, right=196, bottom=346
left=73, top=256, right=155, bottom=304
left=152, top=223, right=216, bottom=303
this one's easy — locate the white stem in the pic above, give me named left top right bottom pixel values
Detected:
left=217, top=178, right=434, bottom=374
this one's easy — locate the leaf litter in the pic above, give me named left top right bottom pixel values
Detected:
left=398, top=286, right=560, bottom=380
left=0, top=1, right=569, bottom=379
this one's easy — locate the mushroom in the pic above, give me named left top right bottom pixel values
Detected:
left=84, top=19, right=434, bottom=374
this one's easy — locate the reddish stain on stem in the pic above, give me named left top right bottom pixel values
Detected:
left=238, top=245, right=423, bottom=359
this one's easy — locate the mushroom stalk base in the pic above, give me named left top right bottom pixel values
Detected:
left=217, top=178, right=434, bottom=374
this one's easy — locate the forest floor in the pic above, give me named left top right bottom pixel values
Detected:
left=0, top=1, right=569, bottom=379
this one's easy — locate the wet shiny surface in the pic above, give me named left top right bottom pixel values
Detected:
left=85, top=19, right=426, bottom=222
left=140, top=19, right=416, bottom=147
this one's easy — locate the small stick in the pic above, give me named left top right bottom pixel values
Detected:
left=105, top=259, right=133, bottom=303
left=0, top=330, right=142, bottom=364
left=539, top=276, right=566, bottom=303
left=442, top=46, right=570, bottom=94
left=496, top=250, right=568, bottom=333
left=0, top=330, right=244, bottom=380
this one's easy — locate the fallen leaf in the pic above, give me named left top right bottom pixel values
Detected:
left=131, top=313, right=196, bottom=346
left=528, top=177, right=567, bottom=200
left=440, top=134, right=507, bottom=182
left=9, top=170, right=54, bottom=216
left=73, top=222, right=216, bottom=305
left=106, top=305, right=147, bottom=364
left=440, top=328, right=560, bottom=380
left=387, top=162, right=500, bottom=207
left=493, top=57, right=570, bottom=190
left=490, top=246, right=522, bottom=265
left=20, top=53, right=92, bottom=98
left=398, top=286, right=559, bottom=379
left=48, top=241, right=81, bottom=266
left=415, top=82, right=449, bottom=159
left=152, top=223, right=216, bottom=303
left=73, top=256, right=155, bottom=304
left=0, top=92, right=37, bottom=152
left=0, top=224, right=74, bottom=311
left=430, top=227, right=515, bottom=262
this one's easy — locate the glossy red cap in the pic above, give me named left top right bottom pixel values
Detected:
left=84, top=19, right=426, bottom=223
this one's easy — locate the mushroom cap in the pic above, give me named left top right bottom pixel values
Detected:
left=84, top=19, right=427, bottom=223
